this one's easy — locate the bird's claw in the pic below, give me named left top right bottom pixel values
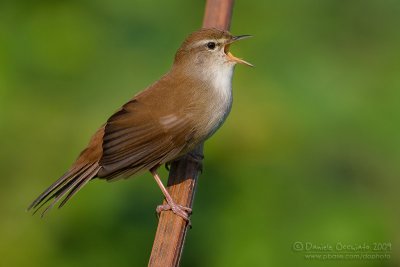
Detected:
left=156, top=203, right=192, bottom=226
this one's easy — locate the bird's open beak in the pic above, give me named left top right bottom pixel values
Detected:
left=224, top=35, right=253, bottom=67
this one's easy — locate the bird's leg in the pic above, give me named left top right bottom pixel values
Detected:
left=187, top=150, right=204, bottom=173
left=164, top=150, right=203, bottom=172
left=150, top=167, right=192, bottom=223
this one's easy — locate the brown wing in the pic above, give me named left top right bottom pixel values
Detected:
left=98, top=95, right=196, bottom=180
left=29, top=75, right=200, bottom=213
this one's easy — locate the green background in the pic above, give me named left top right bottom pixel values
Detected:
left=1, top=0, right=399, bottom=266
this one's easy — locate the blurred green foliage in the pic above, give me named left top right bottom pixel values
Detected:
left=1, top=0, right=399, bottom=266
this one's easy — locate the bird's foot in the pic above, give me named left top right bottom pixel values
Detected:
left=150, top=167, right=193, bottom=226
left=156, top=203, right=192, bottom=225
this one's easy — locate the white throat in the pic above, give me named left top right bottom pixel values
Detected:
left=211, top=64, right=234, bottom=100
left=200, top=63, right=235, bottom=137
left=202, top=63, right=234, bottom=103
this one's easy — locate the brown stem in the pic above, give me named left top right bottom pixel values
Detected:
left=148, top=1, right=234, bottom=266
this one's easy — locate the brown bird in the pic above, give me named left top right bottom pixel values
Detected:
left=28, top=28, right=252, bottom=222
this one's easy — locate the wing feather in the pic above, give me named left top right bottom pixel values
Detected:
left=98, top=96, right=196, bottom=180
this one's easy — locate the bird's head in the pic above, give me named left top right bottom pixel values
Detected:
left=174, top=28, right=252, bottom=73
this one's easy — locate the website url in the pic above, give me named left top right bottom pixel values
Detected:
left=304, top=253, right=391, bottom=261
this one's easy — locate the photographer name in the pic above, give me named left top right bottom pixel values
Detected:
left=302, top=242, right=391, bottom=252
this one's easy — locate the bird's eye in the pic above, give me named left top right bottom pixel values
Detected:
left=206, top=42, right=216, bottom=50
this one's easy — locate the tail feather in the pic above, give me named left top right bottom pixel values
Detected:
left=28, top=171, right=75, bottom=211
left=28, top=163, right=100, bottom=216
left=28, top=164, right=93, bottom=211
left=58, top=165, right=99, bottom=209
left=31, top=177, right=79, bottom=216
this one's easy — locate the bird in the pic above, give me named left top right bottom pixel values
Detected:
left=28, top=28, right=252, bottom=222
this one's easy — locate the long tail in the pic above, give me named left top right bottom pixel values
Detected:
left=28, top=163, right=101, bottom=217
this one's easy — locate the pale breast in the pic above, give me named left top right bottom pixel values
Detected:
left=199, top=64, right=234, bottom=139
